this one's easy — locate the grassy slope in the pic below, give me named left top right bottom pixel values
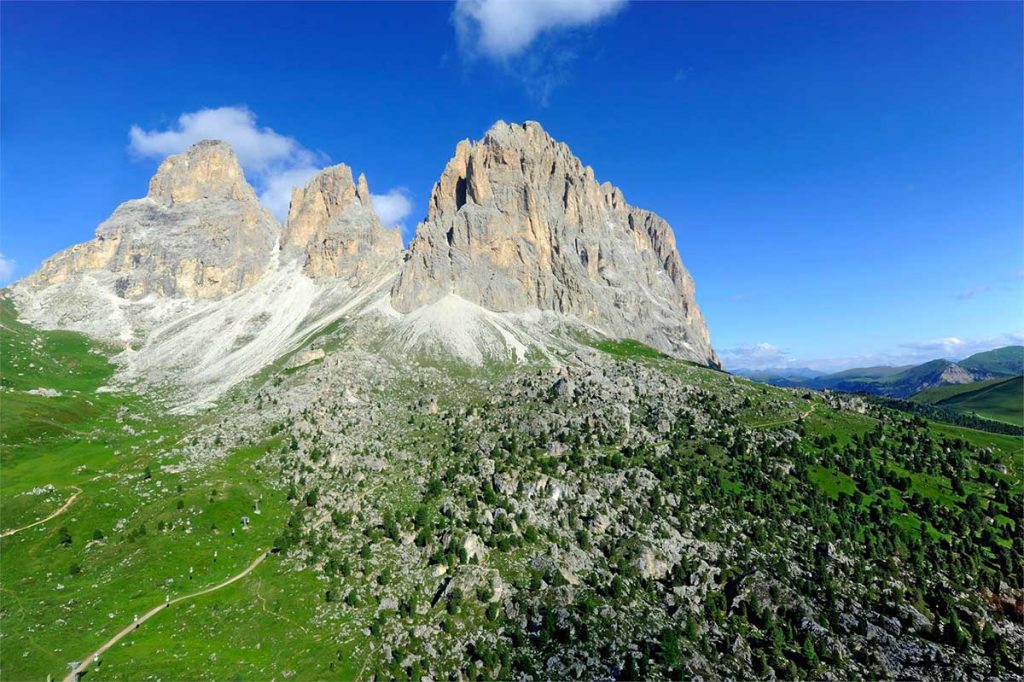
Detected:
left=959, top=345, right=1024, bottom=376
left=0, top=296, right=342, bottom=681
left=910, top=376, right=1015, bottom=404
left=934, top=376, right=1022, bottom=426
left=2, top=316, right=1021, bottom=680
left=592, top=338, right=669, bottom=360
left=911, top=374, right=1023, bottom=426
left=610, top=342, right=1022, bottom=548
left=826, top=364, right=913, bottom=379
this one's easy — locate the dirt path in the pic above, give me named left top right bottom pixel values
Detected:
left=1, top=486, right=82, bottom=538
left=750, top=405, right=815, bottom=429
left=63, top=549, right=270, bottom=682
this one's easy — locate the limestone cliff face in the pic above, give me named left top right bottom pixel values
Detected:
left=281, top=165, right=403, bottom=285
left=22, top=140, right=279, bottom=300
left=391, top=121, right=719, bottom=367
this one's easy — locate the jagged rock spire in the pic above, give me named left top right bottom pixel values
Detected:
left=281, top=164, right=403, bottom=285
left=392, top=121, right=719, bottom=367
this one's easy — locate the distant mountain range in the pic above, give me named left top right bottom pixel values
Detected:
left=728, top=367, right=823, bottom=381
left=735, top=345, right=1024, bottom=399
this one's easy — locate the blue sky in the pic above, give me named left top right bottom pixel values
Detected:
left=2, top=1, right=1021, bottom=370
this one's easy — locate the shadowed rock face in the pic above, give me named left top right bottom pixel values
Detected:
left=281, top=165, right=403, bottom=285
left=22, top=140, right=279, bottom=300
left=391, top=121, right=719, bottom=367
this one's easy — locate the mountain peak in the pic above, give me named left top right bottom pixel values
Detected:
left=18, top=138, right=277, bottom=304
left=147, top=139, right=258, bottom=206
left=281, top=164, right=402, bottom=284
left=482, top=119, right=550, bottom=144
left=391, top=122, right=718, bottom=367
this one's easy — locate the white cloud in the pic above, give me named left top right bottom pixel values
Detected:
left=898, top=336, right=967, bottom=356
left=724, top=332, right=1024, bottom=374
left=128, top=106, right=411, bottom=225
left=129, top=107, right=314, bottom=175
left=258, top=165, right=322, bottom=223
left=720, top=342, right=794, bottom=370
left=898, top=334, right=1024, bottom=361
left=371, top=188, right=414, bottom=230
left=0, top=253, right=15, bottom=284
left=454, top=0, right=626, bottom=59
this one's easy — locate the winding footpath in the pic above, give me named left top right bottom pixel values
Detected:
left=1, top=486, right=82, bottom=538
left=63, top=549, right=271, bottom=682
left=750, top=404, right=816, bottom=430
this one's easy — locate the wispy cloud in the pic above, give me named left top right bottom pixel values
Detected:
left=129, top=106, right=410, bottom=224
left=955, top=285, right=992, bottom=300
left=896, top=334, right=1024, bottom=359
left=720, top=342, right=794, bottom=370
left=0, top=253, right=15, bottom=284
left=953, top=270, right=1024, bottom=301
left=453, top=0, right=626, bottom=103
left=722, top=332, right=1024, bottom=372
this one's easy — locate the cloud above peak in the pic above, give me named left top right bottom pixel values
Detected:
left=128, top=106, right=410, bottom=225
left=129, top=107, right=315, bottom=176
left=454, top=0, right=626, bottom=59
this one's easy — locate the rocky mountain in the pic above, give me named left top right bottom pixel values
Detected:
left=281, top=164, right=403, bottom=284
left=9, top=141, right=400, bottom=408
left=22, top=140, right=279, bottom=302
left=391, top=121, right=719, bottom=368
left=9, top=122, right=719, bottom=406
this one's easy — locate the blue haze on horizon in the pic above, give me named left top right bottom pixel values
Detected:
left=1, top=1, right=1021, bottom=371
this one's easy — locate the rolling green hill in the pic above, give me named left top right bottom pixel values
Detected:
left=911, top=376, right=1014, bottom=404
left=959, top=345, right=1024, bottom=377
left=913, top=375, right=1023, bottom=426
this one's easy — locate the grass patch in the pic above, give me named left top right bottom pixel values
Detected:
left=592, top=338, right=667, bottom=360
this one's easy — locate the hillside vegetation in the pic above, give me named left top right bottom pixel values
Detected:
left=2, top=299, right=1021, bottom=682
left=913, top=376, right=1023, bottom=427
left=959, top=346, right=1024, bottom=377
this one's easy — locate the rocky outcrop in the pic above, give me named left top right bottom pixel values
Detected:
left=281, top=165, right=402, bottom=285
left=391, top=121, right=718, bottom=367
left=21, top=140, right=279, bottom=300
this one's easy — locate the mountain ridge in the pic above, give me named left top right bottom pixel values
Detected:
left=8, top=122, right=719, bottom=407
left=736, top=349, right=1020, bottom=399
left=390, top=121, right=718, bottom=368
